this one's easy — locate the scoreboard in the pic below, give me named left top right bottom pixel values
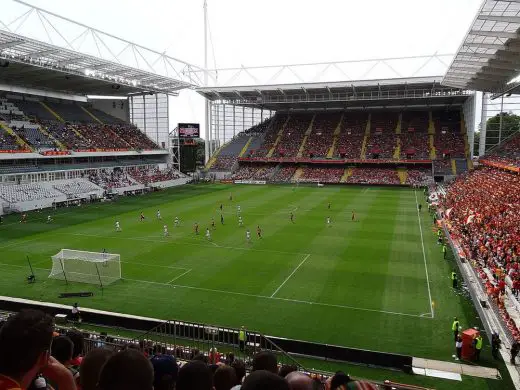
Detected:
left=178, top=123, right=200, bottom=138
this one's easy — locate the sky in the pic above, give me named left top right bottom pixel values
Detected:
left=1, top=0, right=484, bottom=136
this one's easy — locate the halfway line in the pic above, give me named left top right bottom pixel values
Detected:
left=270, top=254, right=310, bottom=298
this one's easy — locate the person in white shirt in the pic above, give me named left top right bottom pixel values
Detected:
left=47, top=215, right=53, bottom=224
left=174, top=216, right=179, bottom=227
left=238, top=216, right=243, bottom=227
left=157, top=210, right=162, bottom=220
left=206, top=228, right=211, bottom=241
left=115, top=221, right=121, bottom=232
left=327, top=217, right=331, bottom=227
left=163, top=224, right=169, bottom=237
left=246, top=229, right=251, bottom=243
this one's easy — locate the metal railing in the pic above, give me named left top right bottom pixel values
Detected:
left=130, top=320, right=305, bottom=369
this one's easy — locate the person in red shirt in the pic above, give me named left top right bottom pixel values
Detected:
left=0, top=309, right=76, bottom=390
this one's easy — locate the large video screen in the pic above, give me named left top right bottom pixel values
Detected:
left=178, top=123, right=200, bottom=138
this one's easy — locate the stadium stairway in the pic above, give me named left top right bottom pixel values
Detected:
left=395, top=113, right=402, bottom=134
left=0, top=122, right=33, bottom=151
left=428, top=111, right=435, bottom=134
left=36, top=125, right=66, bottom=150
left=360, top=114, right=371, bottom=159
left=393, top=137, right=401, bottom=159
left=340, top=167, right=352, bottom=183
left=397, top=168, right=407, bottom=184
left=239, top=137, right=253, bottom=157
left=39, top=102, right=64, bottom=122
left=429, top=135, right=436, bottom=159
left=80, top=106, right=103, bottom=124
left=243, top=134, right=265, bottom=157
left=451, top=159, right=457, bottom=175
left=267, top=115, right=291, bottom=157
left=291, top=166, right=305, bottom=182
left=296, top=114, right=316, bottom=158
left=326, top=113, right=344, bottom=158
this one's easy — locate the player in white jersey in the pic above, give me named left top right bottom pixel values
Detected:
left=157, top=210, right=162, bottom=220
left=326, top=217, right=331, bottom=227
left=174, top=216, right=179, bottom=227
left=163, top=224, right=169, bottom=237
left=238, top=216, right=243, bottom=227
left=205, top=228, right=211, bottom=241
left=237, top=205, right=241, bottom=214
left=246, top=229, right=251, bottom=243
left=115, top=221, right=121, bottom=232
left=47, top=215, right=53, bottom=223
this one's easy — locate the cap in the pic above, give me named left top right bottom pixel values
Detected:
left=34, top=377, right=47, bottom=389
left=150, top=354, right=178, bottom=387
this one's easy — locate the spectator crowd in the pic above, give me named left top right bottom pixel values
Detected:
left=442, top=167, right=520, bottom=337
left=0, top=309, right=379, bottom=390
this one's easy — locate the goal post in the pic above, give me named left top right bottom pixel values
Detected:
left=49, top=249, right=121, bottom=286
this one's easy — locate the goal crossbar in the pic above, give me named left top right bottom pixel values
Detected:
left=49, top=249, right=121, bottom=286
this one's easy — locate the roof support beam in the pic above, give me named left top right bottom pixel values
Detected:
left=461, top=42, right=504, bottom=50
left=469, top=30, right=519, bottom=39
left=477, top=14, right=520, bottom=24
left=0, top=39, right=25, bottom=50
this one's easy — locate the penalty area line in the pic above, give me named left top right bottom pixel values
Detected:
left=123, top=277, right=429, bottom=319
left=270, top=254, right=310, bottom=298
left=167, top=269, right=192, bottom=284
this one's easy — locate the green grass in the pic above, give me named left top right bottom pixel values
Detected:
left=0, top=184, right=513, bottom=388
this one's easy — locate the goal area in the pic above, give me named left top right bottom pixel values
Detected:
left=49, top=249, right=121, bottom=286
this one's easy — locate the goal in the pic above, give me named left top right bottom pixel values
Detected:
left=49, top=249, right=121, bottom=286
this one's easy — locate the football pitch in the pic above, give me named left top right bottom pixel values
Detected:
left=0, top=184, right=477, bottom=361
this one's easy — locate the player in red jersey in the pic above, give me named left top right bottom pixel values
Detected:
left=351, top=210, right=356, bottom=222
left=20, top=213, right=27, bottom=223
left=194, top=222, right=199, bottom=235
left=256, top=225, right=262, bottom=238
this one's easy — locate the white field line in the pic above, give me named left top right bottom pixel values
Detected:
left=414, top=190, right=434, bottom=318
left=123, top=277, right=428, bottom=319
left=121, top=261, right=189, bottom=271
left=0, top=263, right=430, bottom=319
left=0, top=237, right=44, bottom=250
left=58, top=232, right=310, bottom=256
left=167, top=269, right=192, bottom=284
left=270, top=254, right=311, bottom=298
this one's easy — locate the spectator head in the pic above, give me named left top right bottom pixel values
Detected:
left=242, top=370, right=289, bottom=390
left=279, top=364, right=298, bottom=378
left=0, top=309, right=54, bottom=387
left=253, top=351, right=278, bottom=373
left=66, top=329, right=84, bottom=360
left=213, top=365, right=237, bottom=390
left=150, top=354, right=178, bottom=390
left=329, top=371, right=351, bottom=390
left=285, top=372, right=313, bottom=390
left=176, top=360, right=213, bottom=390
left=51, top=335, right=74, bottom=365
left=80, top=348, right=114, bottom=390
left=231, top=359, right=246, bottom=384
left=97, top=349, right=153, bottom=390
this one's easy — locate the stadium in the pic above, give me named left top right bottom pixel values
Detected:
left=0, top=0, right=519, bottom=389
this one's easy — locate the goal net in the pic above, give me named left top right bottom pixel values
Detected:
left=49, top=249, right=121, bottom=286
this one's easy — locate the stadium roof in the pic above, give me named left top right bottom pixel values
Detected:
left=0, top=1, right=206, bottom=97
left=443, top=0, right=520, bottom=95
left=0, top=30, right=195, bottom=96
left=197, top=77, right=471, bottom=111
